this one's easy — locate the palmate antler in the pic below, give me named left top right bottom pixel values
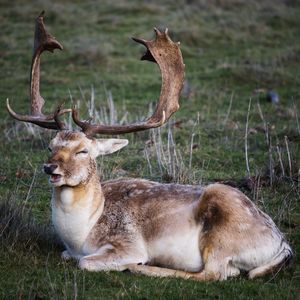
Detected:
left=7, top=12, right=185, bottom=135
left=72, top=28, right=185, bottom=136
left=6, top=11, right=71, bottom=130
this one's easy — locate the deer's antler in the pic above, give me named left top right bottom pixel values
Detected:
left=72, top=28, right=185, bottom=136
left=6, top=11, right=71, bottom=130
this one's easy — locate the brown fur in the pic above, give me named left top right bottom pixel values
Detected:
left=101, top=179, right=203, bottom=242
left=47, top=149, right=69, bottom=164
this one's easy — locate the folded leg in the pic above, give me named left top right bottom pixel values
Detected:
left=79, top=244, right=146, bottom=272
left=124, top=264, right=223, bottom=281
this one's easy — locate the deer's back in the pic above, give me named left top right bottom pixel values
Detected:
left=99, top=178, right=203, bottom=237
left=102, top=178, right=203, bottom=219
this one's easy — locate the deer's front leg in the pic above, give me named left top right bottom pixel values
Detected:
left=79, top=244, right=147, bottom=272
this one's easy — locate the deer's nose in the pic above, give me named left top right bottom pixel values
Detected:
left=43, top=164, right=58, bottom=175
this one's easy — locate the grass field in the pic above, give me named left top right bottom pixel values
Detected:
left=0, top=0, right=299, bottom=299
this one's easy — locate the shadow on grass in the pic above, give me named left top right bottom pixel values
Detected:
left=0, top=194, right=62, bottom=253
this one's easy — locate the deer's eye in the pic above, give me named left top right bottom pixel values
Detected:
left=48, top=147, right=52, bottom=152
left=76, top=150, right=88, bottom=155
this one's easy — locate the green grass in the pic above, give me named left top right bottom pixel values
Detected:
left=1, top=0, right=300, bottom=299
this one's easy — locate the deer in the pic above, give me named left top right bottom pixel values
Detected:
left=6, top=12, right=292, bottom=281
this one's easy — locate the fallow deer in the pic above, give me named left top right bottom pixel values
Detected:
left=7, top=12, right=292, bottom=281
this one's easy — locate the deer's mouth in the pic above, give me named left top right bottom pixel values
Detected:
left=50, top=174, right=62, bottom=183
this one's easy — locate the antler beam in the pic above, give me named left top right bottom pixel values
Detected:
left=72, top=28, right=185, bottom=136
left=6, top=11, right=70, bottom=130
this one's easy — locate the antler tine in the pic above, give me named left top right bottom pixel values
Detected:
left=73, top=28, right=184, bottom=136
left=54, top=104, right=69, bottom=130
left=6, top=11, right=71, bottom=130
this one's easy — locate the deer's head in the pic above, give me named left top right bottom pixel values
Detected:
left=44, top=131, right=128, bottom=186
left=6, top=12, right=184, bottom=188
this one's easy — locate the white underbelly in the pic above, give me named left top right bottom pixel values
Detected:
left=148, top=226, right=202, bottom=272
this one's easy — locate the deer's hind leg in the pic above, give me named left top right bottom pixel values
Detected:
left=131, top=264, right=219, bottom=281
left=193, top=251, right=241, bottom=281
left=124, top=261, right=238, bottom=281
left=124, top=264, right=195, bottom=279
left=193, top=184, right=244, bottom=280
left=125, top=244, right=241, bottom=281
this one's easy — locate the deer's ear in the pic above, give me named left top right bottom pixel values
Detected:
left=93, top=139, right=128, bottom=157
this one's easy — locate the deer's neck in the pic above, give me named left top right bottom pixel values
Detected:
left=51, top=173, right=104, bottom=255
left=53, top=174, right=104, bottom=211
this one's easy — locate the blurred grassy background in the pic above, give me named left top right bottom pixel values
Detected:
left=0, top=0, right=299, bottom=299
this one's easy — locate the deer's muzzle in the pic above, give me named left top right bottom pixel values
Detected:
left=43, top=164, right=58, bottom=175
